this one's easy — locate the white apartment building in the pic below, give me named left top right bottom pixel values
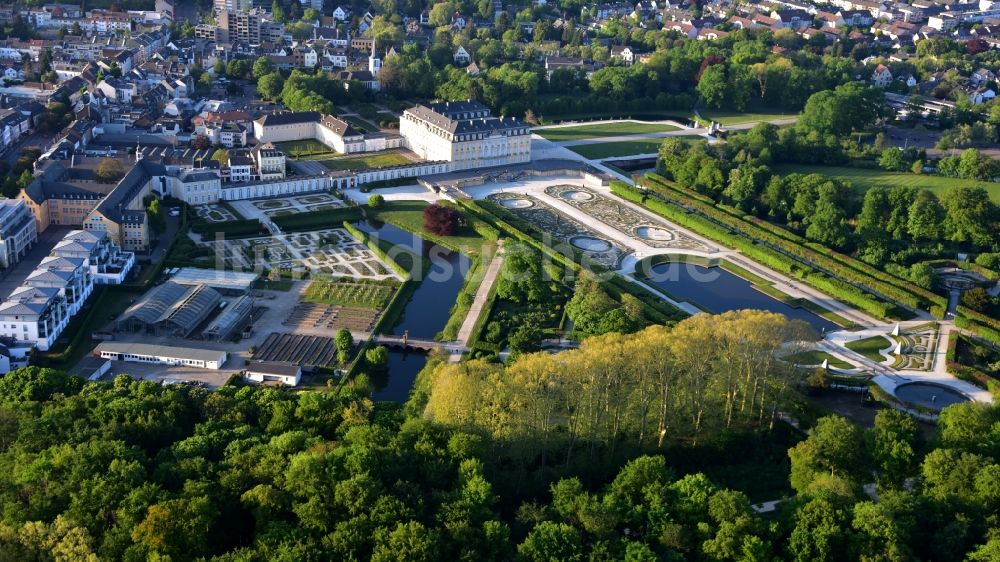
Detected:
left=0, top=229, right=132, bottom=351
left=51, top=230, right=135, bottom=285
left=399, top=101, right=532, bottom=171
left=26, top=255, right=93, bottom=317
left=0, top=286, right=68, bottom=351
left=227, top=155, right=254, bottom=183
left=0, top=199, right=38, bottom=269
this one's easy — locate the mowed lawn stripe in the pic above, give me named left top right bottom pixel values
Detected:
left=774, top=164, right=1000, bottom=203
left=537, top=121, right=679, bottom=142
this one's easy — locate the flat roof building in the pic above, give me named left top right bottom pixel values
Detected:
left=244, top=360, right=302, bottom=386
left=95, top=342, right=228, bottom=370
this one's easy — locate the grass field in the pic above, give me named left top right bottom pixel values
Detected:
left=303, top=278, right=399, bottom=308
left=699, top=109, right=795, bottom=125
left=775, top=164, right=1000, bottom=202
left=276, top=139, right=341, bottom=160
left=568, top=140, right=668, bottom=159
left=536, top=121, right=679, bottom=141
left=367, top=200, right=496, bottom=259
left=785, top=350, right=854, bottom=369
left=321, top=152, right=413, bottom=171
left=344, top=115, right=377, bottom=133
left=846, top=335, right=893, bottom=362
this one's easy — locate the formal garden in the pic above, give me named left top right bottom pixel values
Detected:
left=487, top=192, right=630, bottom=268
left=203, top=228, right=397, bottom=278
left=543, top=184, right=714, bottom=253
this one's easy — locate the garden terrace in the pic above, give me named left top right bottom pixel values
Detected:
left=535, top=121, right=680, bottom=142
left=846, top=336, right=894, bottom=363
left=201, top=228, right=395, bottom=278
left=891, top=323, right=939, bottom=371
left=543, top=184, right=713, bottom=253
left=487, top=192, right=630, bottom=268
left=303, top=278, right=399, bottom=309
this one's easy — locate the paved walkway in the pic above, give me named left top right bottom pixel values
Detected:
left=456, top=240, right=505, bottom=346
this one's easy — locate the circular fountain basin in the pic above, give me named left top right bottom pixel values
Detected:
left=894, top=382, right=970, bottom=411
left=561, top=190, right=595, bottom=201
left=570, top=236, right=612, bottom=252
left=635, top=226, right=674, bottom=241
left=500, top=198, right=533, bottom=209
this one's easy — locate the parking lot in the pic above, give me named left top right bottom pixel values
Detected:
left=98, top=359, right=239, bottom=389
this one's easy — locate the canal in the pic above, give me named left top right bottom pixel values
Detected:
left=643, top=262, right=839, bottom=333
left=353, top=221, right=471, bottom=402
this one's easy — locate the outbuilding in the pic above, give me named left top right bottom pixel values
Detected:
left=244, top=360, right=302, bottom=386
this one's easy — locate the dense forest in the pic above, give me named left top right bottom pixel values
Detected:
left=0, top=311, right=998, bottom=561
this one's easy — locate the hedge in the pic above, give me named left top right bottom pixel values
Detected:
left=191, top=218, right=263, bottom=237
left=343, top=221, right=411, bottom=279
left=272, top=207, right=364, bottom=232
left=955, top=306, right=1000, bottom=345
left=630, top=176, right=948, bottom=318
left=945, top=335, right=1000, bottom=396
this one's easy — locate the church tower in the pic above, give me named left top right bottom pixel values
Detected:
left=368, top=41, right=382, bottom=77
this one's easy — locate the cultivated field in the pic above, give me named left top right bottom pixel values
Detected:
left=303, top=278, right=399, bottom=309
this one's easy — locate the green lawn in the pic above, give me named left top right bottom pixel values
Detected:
left=845, top=335, right=893, bottom=362
left=775, top=164, right=1000, bottom=202
left=699, top=109, right=795, bottom=125
left=537, top=121, right=679, bottom=142
left=321, top=152, right=413, bottom=171
left=367, top=200, right=496, bottom=259
left=568, top=140, right=669, bottom=159
left=276, top=139, right=341, bottom=160
left=784, top=350, right=854, bottom=369
left=344, top=115, right=377, bottom=133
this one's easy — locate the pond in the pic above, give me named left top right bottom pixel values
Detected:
left=894, top=382, right=970, bottom=411
left=353, top=221, right=470, bottom=401
left=643, top=263, right=839, bottom=333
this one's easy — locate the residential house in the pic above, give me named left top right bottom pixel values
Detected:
left=872, top=63, right=893, bottom=87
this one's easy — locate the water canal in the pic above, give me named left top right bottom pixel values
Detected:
left=353, top=221, right=471, bottom=401
left=643, top=262, right=839, bottom=333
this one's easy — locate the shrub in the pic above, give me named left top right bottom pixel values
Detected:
left=368, top=194, right=385, bottom=208
left=365, top=345, right=389, bottom=371
left=975, top=252, right=1000, bottom=271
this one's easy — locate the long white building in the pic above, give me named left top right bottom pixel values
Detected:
left=399, top=101, right=531, bottom=171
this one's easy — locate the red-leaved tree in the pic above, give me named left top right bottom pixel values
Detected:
left=423, top=204, right=459, bottom=236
